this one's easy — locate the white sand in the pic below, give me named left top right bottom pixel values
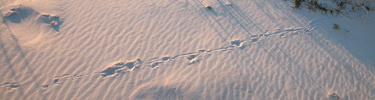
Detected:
left=1, top=0, right=374, bottom=99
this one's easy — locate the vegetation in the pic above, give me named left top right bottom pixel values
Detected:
left=331, top=93, right=340, bottom=99
left=333, top=24, right=340, bottom=29
left=206, top=6, right=212, bottom=10
left=293, top=0, right=304, bottom=9
left=293, top=0, right=374, bottom=16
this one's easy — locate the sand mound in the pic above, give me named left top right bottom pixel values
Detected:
left=1, top=4, right=62, bottom=46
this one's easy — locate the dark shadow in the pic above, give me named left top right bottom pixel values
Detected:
left=207, top=8, right=218, bottom=16
left=49, top=16, right=62, bottom=32
left=230, top=40, right=241, bottom=46
left=36, top=14, right=62, bottom=32
left=100, top=62, right=125, bottom=77
left=4, top=6, right=62, bottom=32
left=4, top=7, right=34, bottom=23
left=0, top=27, right=28, bottom=100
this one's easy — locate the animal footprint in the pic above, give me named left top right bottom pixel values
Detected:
left=101, top=60, right=141, bottom=77
left=8, top=84, right=20, bottom=89
left=231, top=40, right=242, bottom=46
left=100, top=62, right=124, bottom=77
left=41, top=85, right=49, bottom=88
left=230, top=40, right=246, bottom=49
left=251, top=38, right=258, bottom=42
left=187, top=55, right=197, bottom=60
left=187, top=54, right=201, bottom=65
left=162, top=57, right=171, bottom=61
left=3, top=5, right=63, bottom=31
left=1, top=82, right=20, bottom=89
left=148, top=56, right=172, bottom=68
left=150, top=62, right=161, bottom=68
left=35, top=14, right=63, bottom=31
left=53, top=78, right=59, bottom=83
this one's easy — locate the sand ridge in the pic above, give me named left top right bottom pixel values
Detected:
left=1, top=0, right=375, bottom=99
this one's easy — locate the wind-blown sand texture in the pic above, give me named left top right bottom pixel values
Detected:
left=1, top=0, right=375, bottom=99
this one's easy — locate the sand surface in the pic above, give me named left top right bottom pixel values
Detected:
left=1, top=0, right=375, bottom=99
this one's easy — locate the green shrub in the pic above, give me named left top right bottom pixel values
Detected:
left=292, top=0, right=374, bottom=16
left=206, top=6, right=212, bottom=10
left=293, top=0, right=304, bottom=8
left=333, top=24, right=340, bottom=29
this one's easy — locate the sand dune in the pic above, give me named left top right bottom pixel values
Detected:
left=1, top=0, right=374, bottom=99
